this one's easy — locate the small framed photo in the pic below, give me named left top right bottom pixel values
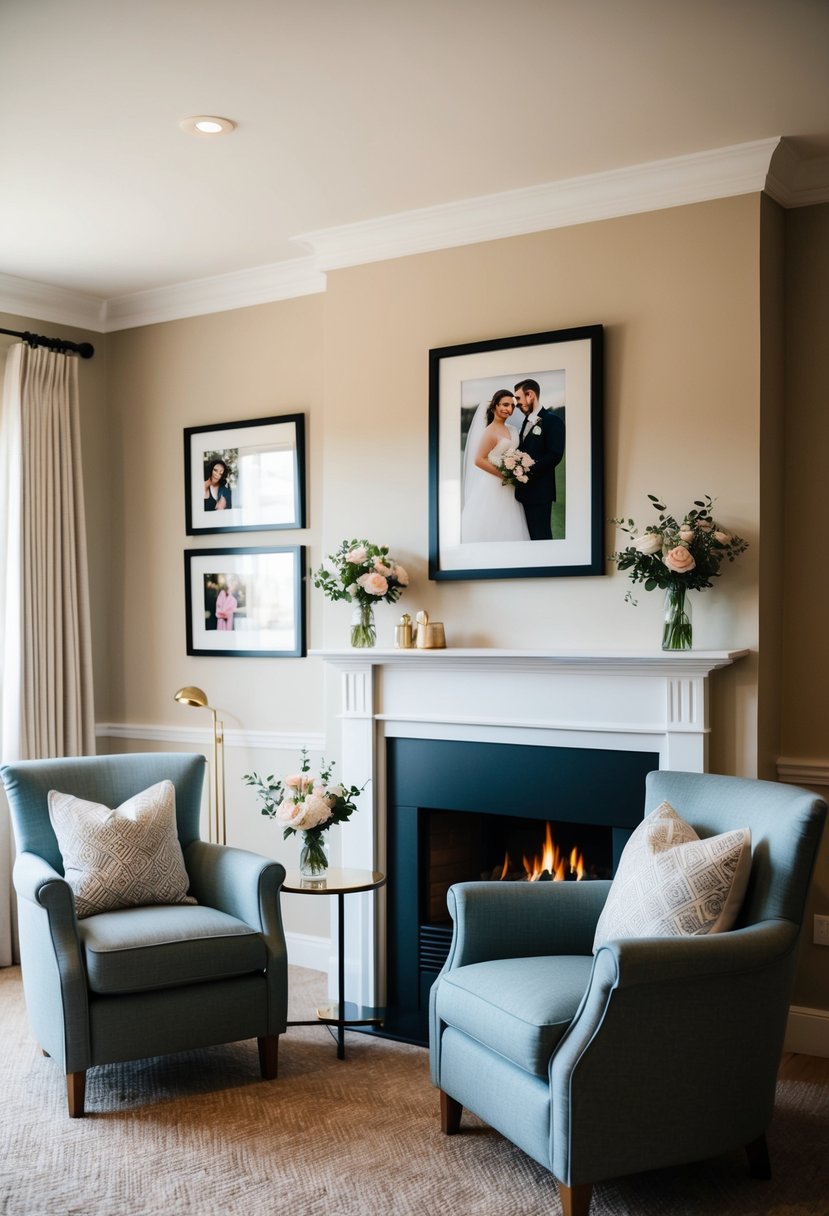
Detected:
left=428, top=325, right=603, bottom=580
left=184, top=546, right=306, bottom=658
left=184, top=413, right=306, bottom=534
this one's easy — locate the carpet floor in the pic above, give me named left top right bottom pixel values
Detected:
left=1, top=965, right=827, bottom=1215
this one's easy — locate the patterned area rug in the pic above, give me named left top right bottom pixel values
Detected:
left=1, top=965, right=827, bottom=1215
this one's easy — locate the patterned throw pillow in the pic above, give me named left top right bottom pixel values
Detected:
left=592, top=800, right=751, bottom=952
left=48, top=780, right=196, bottom=919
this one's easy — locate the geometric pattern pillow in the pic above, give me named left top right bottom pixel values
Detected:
left=48, top=780, right=196, bottom=919
left=592, top=800, right=751, bottom=952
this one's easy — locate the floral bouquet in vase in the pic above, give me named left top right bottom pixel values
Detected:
left=610, top=494, right=748, bottom=650
left=313, top=539, right=409, bottom=647
left=490, top=446, right=535, bottom=487
left=245, top=751, right=366, bottom=878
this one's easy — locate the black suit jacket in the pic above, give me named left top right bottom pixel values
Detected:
left=515, top=408, right=565, bottom=506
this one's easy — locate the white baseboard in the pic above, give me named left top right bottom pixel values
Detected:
left=785, top=1005, right=829, bottom=1058
left=285, top=931, right=329, bottom=974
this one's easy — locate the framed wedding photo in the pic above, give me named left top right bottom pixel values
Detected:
left=184, top=546, right=306, bottom=658
left=428, top=325, right=604, bottom=581
left=184, top=413, right=306, bottom=535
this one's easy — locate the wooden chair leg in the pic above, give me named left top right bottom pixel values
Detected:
left=67, top=1071, right=86, bottom=1118
left=558, top=1181, right=593, bottom=1216
left=440, top=1089, right=463, bottom=1134
left=745, top=1133, right=771, bottom=1180
left=257, top=1034, right=279, bottom=1080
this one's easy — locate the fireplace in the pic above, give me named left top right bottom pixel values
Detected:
left=382, top=737, right=656, bottom=1043
left=313, top=646, right=747, bottom=1030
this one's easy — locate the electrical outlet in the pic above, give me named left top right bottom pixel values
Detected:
left=814, top=915, right=829, bottom=946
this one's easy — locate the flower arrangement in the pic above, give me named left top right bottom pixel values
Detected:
left=313, top=539, right=409, bottom=647
left=490, top=445, right=535, bottom=486
left=244, top=750, right=366, bottom=877
left=610, top=495, right=748, bottom=649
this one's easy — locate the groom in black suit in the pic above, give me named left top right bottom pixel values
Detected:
left=514, top=378, right=566, bottom=540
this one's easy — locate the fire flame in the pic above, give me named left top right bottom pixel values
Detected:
left=507, top=823, right=585, bottom=882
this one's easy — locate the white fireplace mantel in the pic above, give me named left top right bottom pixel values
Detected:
left=314, top=647, right=748, bottom=1006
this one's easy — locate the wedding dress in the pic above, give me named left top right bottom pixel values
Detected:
left=461, top=426, right=531, bottom=543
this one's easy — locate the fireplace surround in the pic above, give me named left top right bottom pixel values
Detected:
left=314, top=647, right=748, bottom=1028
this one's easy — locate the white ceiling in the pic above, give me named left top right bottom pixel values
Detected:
left=2, top=0, right=829, bottom=319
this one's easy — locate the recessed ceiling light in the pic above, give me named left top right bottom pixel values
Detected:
left=179, top=115, right=236, bottom=137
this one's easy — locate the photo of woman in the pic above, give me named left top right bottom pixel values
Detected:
left=460, top=389, right=530, bottom=543
left=203, top=455, right=234, bottom=511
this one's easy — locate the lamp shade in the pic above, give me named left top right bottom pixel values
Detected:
left=174, top=686, right=209, bottom=709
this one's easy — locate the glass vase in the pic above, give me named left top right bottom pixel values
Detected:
left=662, top=583, right=693, bottom=651
left=299, top=831, right=328, bottom=879
left=350, top=600, right=377, bottom=648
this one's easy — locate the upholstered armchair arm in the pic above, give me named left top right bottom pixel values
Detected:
left=13, top=851, right=91, bottom=1073
left=549, top=919, right=800, bottom=1189
left=443, top=879, right=612, bottom=970
left=185, top=841, right=288, bottom=1032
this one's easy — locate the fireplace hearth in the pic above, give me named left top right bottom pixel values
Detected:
left=383, top=736, right=656, bottom=1044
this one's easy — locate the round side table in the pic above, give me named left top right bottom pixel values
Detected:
left=282, top=867, right=386, bottom=1059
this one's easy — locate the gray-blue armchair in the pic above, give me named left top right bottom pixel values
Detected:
left=2, top=752, right=288, bottom=1117
left=430, top=770, right=827, bottom=1216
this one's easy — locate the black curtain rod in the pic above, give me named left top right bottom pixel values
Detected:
left=0, top=326, right=94, bottom=360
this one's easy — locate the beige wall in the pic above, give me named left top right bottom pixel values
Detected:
left=323, top=198, right=761, bottom=779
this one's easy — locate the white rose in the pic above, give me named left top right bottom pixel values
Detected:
left=347, top=582, right=359, bottom=596
left=346, top=546, right=369, bottom=564
left=679, top=529, right=695, bottom=543
left=532, top=425, right=542, bottom=435
left=328, top=782, right=345, bottom=799
left=634, top=532, right=663, bottom=555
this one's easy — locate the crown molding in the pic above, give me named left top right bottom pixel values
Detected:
left=102, top=256, right=326, bottom=332
left=765, top=138, right=829, bottom=209
left=0, top=138, right=792, bottom=330
left=0, top=271, right=107, bottom=332
left=294, top=138, right=782, bottom=271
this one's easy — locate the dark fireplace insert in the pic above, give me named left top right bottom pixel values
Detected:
left=382, top=737, right=658, bottom=1045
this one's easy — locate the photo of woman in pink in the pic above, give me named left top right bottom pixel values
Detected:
left=215, top=575, right=241, bottom=631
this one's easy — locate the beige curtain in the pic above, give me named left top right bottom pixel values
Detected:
left=0, top=343, right=96, bottom=965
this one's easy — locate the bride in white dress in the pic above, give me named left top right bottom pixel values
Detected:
left=461, top=390, right=531, bottom=543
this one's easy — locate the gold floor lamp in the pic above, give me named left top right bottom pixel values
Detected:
left=174, top=686, right=226, bottom=844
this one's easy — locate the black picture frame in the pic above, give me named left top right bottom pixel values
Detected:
left=428, top=325, right=603, bottom=580
left=184, top=413, right=306, bottom=535
left=184, top=546, right=306, bottom=657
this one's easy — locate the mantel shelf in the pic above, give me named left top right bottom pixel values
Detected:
left=311, top=647, right=750, bottom=677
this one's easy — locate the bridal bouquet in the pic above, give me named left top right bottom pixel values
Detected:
left=490, top=446, right=534, bottom=487
left=244, top=750, right=366, bottom=877
left=313, top=539, right=409, bottom=647
left=610, top=494, right=748, bottom=649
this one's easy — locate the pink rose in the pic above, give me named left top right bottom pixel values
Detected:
left=284, top=773, right=308, bottom=790
left=357, top=571, right=389, bottom=596
left=373, top=558, right=393, bottom=575
left=713, top=530, right=731, bottom=545
left=275, top=796, right=302, bottom=824
left=503, top=455, right=517, bottom=470
left=663, top=546, right=696, bottom=574
left=679, top=529, right=695, bottom=543
left=346, top=546, right=369, bottom=563
left=393, top=565, right=409, bottom=586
